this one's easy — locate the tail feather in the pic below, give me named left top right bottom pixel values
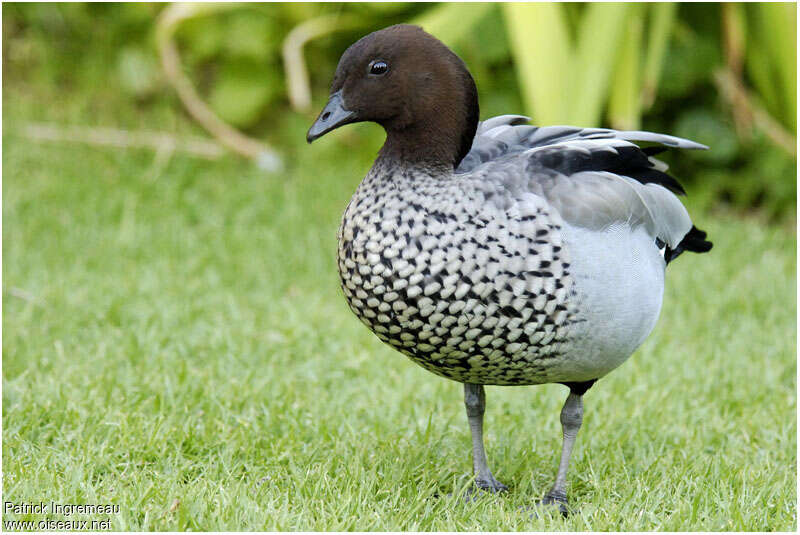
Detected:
left=665, top=225, right=713, bottom=264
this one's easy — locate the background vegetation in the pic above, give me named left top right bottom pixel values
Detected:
left=3, top=2, right=796, bottom=531
left=3, top=2, right=796, bottom=220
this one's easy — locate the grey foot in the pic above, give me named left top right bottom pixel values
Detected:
left=475, top=476, right=508, bottom=493
left=536, top=490, right=569, bottom=516
left=458, top=477, right=509, bottom=502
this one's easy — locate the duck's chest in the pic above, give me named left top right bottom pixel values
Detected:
left=335, top=173, right=581, bottom=385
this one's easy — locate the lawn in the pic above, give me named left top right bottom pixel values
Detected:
left=3, top=99, right=797, bottom=530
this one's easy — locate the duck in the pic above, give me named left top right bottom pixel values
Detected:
left=307, top=24, right=712, bottom=513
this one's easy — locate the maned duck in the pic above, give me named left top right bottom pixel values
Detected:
left=307, top=24, right=712, bottom=513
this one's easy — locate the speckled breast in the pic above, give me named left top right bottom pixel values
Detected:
left=336, top=169, right=581, bottom=385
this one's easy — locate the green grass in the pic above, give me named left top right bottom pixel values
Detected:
left=3, top=6, right=797, bottom=529
left=2, top=61, right=797, bottom=529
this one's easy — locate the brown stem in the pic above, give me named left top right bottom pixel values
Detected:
left=155, top=3, right=281, bottom=168
left=713, top=69, right=796, bottom=156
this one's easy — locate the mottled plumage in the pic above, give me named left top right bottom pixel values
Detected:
left=308, top=24, right=711, bottom=512
left=336, top=116, right=707, bottom=386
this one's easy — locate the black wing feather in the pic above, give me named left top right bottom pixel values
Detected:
left=531, top=145, right=686, bottom=195
left=460, top=117, right=713, bottom=262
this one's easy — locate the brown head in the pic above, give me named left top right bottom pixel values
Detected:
left=307, top=25, right=479, bottom=170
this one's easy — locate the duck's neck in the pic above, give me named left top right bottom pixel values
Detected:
left=376, top=71, right=480, bottom=173
left=376, top=125, right=460, bottom=174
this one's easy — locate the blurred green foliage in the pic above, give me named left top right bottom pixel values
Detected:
left=2, top=2, right=795, bottom=222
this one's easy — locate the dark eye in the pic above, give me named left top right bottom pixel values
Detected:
left=368, top=60, right=389, bottom=76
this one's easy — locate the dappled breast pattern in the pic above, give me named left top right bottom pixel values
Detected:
left=337, top=165, right=580, bottom=385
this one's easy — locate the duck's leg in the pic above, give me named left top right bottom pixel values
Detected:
left=464, top=383, right=507, bottom=492
left=540, top=390, right=584, bottom=514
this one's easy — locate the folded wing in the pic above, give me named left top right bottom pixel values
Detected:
left=460, top=116, right=712, bottom=261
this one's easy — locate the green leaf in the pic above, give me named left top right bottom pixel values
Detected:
left=464, top=6, right=508, bottom=64
left=659, top=30, right=720, bottom=99
left=364, top=2, right=413, bottom=14
left=641, top=2, right=677, bottom=109
left=175, top=14, right=226, bottom=62
left=222, top=10, right=279, bottom=62
left=208, top=60, right=275, bottom=127
left=754, top=3, right=796, bottom=130
left=502, top=3, right=570, bottom=124
left=117, top=46, right=160, bottom=98
left=674, top=108, right=739, bottom=165
left=411, top=2, right=494, bottom=49
left=608, top=6, right=643, bottom=130
left=570, top=2, right=630, bottom=125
